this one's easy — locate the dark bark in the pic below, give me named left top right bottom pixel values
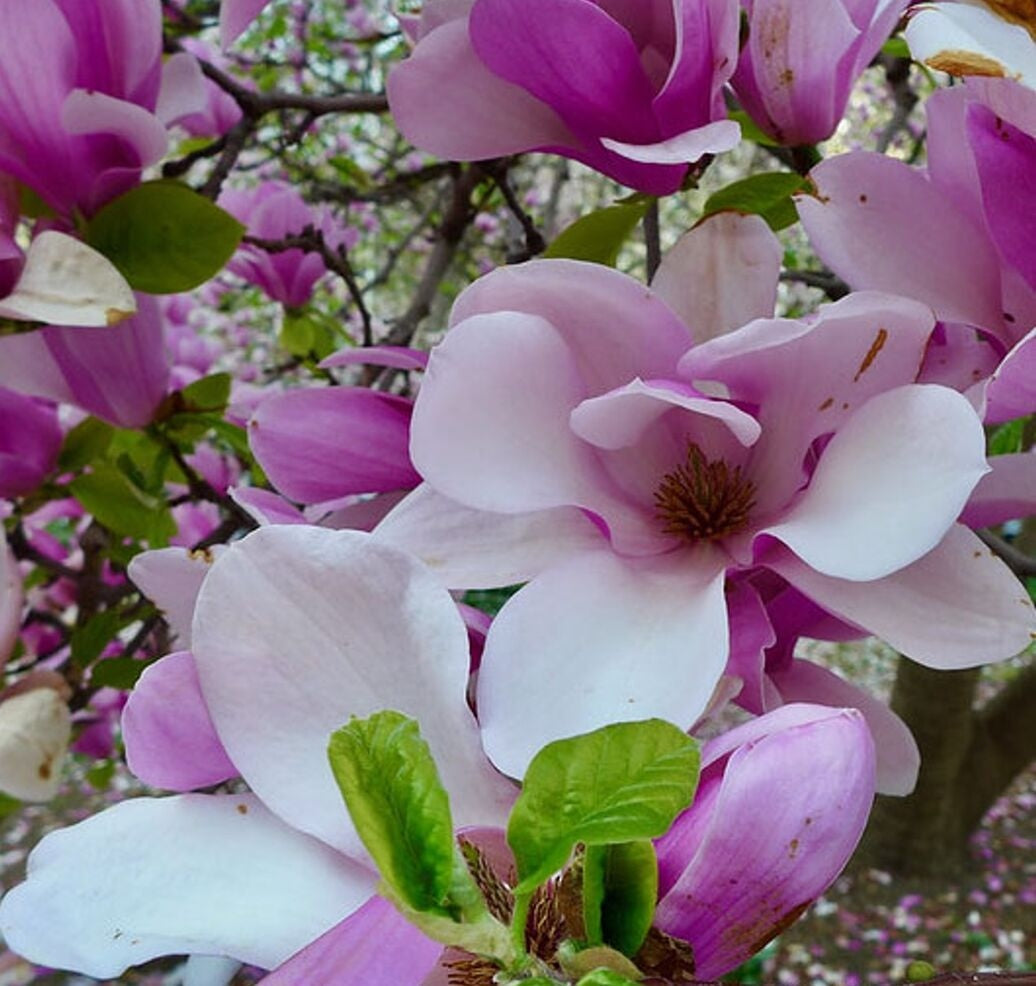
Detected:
left=859, top=656, right=1036, bottom=877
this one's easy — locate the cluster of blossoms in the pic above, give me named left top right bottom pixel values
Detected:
left=0, top=0, right=1033, bottom=984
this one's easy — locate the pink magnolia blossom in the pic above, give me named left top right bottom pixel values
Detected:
left=0, top=388, right=61, bottom=498
left=0, top=0, right=205, bottom=218
left=797, top=77, right=1036, bottom=424
left=381, top=258, right=1035, bottom=776
left=220, top=181, right=357, bottom=308
left=730, top=0, right=909, bottom=145
left=220, top=0, right=275, bottom=47
left=387, top=0, right=742, bottom=195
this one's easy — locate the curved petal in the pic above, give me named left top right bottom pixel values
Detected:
left=127, top=545, right=227, bottom=648
left=262, top=896, right=442, bottom=985
left=601, top=120, right=740, bottom=163
left=477, top=547, right=728, bottom=777
left=122, top=651, right=237, bottom=792
left=249, top=388, right=419, bottom=504
left=767, top=660, right=919, bottom=796
left=765, top=527, right=1036, bottom=668
left=220, top=0, right=273, bottom=46
left=320, top=345, right=429, bottom=371
left=0, top=793, right=375, bottom=977
left=980, top=327, right=1036, bottom=423
left=652, top=212, right=781, bottom=344
left=156, top=51, right=209, bottom=126
left=654, top=706, right=874, bottom=979
left=374, top=483, right=604, bottom=590
left=960, top=450, right=1036, bottom=528
left=449, top=260, right=693, bottom=393
left=60, top=89, right=168, bottom=167
left=387, top=18, right=575, bottom=159
left=192, top=526, right=515, bottom=858
left=796, top=151, right=1006, bottom=335
left=761, top=385, right=989, bottom=581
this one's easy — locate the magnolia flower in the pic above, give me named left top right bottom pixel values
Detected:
left=906, top=0, right=1036, bottom=88
left=379, top=258, right=1036, bottom=776
left=219, top=182, right=357, bottom=308
left=0, top=388, right=61, bottom=499
left=388, top=0, right=742, bottom=195
left=0, top=0, right=206, bottom=218
left=731, top=0, right=910, bottom=145
left=220, top=0, right=275, bottom=47
left=0, top=526, right=514, bottom=980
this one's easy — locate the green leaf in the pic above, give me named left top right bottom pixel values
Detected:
left=70, top=461, right=176, bottom=545
left=84, top=180, right=244, bottom=294
left=180, top=373, right=232, bottom=414
left=881, top=36, right=911, bottom=59
left=279, top=309, right=338, bottom=359
left=90, top=656, right=156, bottom=690
left=988, top=416, right=1029, bottom=456
left=728, top=109, right=779, bottom=148
left=0, top=793, right=21, bottom=818
left=507, top=719, right=700, bottom=893
left=702, top=172, right=808, bottom=231
left=58, top=417, right=115, bottom=472
left=85, top=759, right=117, bottom=790
left=328, top=711, right=460, bottom=916
left=544, top=201, right=651, bottom=267
left=583, top=841, right=658, bottom=956
left=69, top=609, right=125, bottom=669
left=575, top=970, right=641, bottom=986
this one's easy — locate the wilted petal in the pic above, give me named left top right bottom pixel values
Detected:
left=192, top=526, right=515, bottom=858
left=766, top=526, right=1036, bottom=668
left=762, top=385, right=989, bottom=581
left=0, top=794, right=374, bottom=977
left=477, top=547, right=728, bottom=777
left=122, top=651, right=237, bottom=792
left=0, top=686, right=70, bottom=801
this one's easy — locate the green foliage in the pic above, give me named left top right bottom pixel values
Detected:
left=574, top=970, right=640, bottom=986
left=507, top=719, right=700, bottom=893
left=988, top=416, right=1029, bottom=456
left=279, top=308, right=342, bottom=359
left=703, top=173, right=808, bottom=231
left=905, top=960, right=937, bottom=982
left=84, top=180, right=244, bottom=294
left=544, top=201, right=651, bottom=267
left=90, top=656, right=157, bottom=690
left=70, top=610, right=128, bottom=669
left=728, top=109, right=779, bottom=148
left=58, top=418, right=115, bottom=472
left=583, top=841, right=658, bottom=957
left=69, top=461, right=176, bottom=545
left=84, top=759, right=117, bottom=791
left=179, top=374, right=233, bottom=414
left=463, top=585, right=522, bottom=617
left=0, top=793, right=21, bottom=818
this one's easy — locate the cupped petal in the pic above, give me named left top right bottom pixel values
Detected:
left=192, top=526, right=515, bottom=858
left=374, top=483, right=604, bottom=590
left=122, top=651, right=237, bottom=792
left=261, top=896, right=442, bottom=986
left=387, top=18, right=576, bottom=160
left=796, top=151, right=1006, bottom=336
left=60, top=89, right=168, bottom=167
left=0, top=231, right=135, bottom=326
left=652, top=212, right=781, bottom=344
left=449, top=260, right=693, bottom=393
left=477, top=547, right=728, bottom=778
left=654, top=706, right=875, bottom=979
left=249, top=387, right=419, bottom=504
left=765, top=526, right=1036, bottom=668
left=469, top=0, right=658, bottom=142
left=0, top=793, right=375, bottom=977
left=767, top=660, right=919, bottom=796
left=127, top=545, right=227, bottom=648
left=761, top=385, right=989, bottom=581
left=906, top=3, right=1036, bottom=87
left=570, top=378, right=761, bottom=450
left=960, top=450, right=1036, bottom=528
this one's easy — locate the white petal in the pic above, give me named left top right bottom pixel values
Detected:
left=0, top=232, right=135, bottom=326
left=601, top=119, right=741, bottom=163
left=0, top=687, right=70, bottom=801
left=0, top=794, right=374, bottom=978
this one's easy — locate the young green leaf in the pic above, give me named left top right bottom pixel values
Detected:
left=583, top=841, right=658, bottom=957
left=506, top=719, right=699, bottom=893
left=328, top=710, right=457, bottom=916
left=69, top=462, right=176, bottom=545
left=84, top=180, right=244, bottom=294
left=544, top=201, right=651, bottom=267
left=575, top=970, right=642, bottom=986
left=702, top=173, right=808, bottom=231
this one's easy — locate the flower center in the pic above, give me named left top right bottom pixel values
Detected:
left=654, top=443, right=756, bottom=542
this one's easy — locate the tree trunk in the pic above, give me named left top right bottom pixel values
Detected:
left=858, top=656, right=1036, bottom=878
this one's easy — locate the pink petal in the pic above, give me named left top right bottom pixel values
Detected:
left=767, top=660, right=919, bottom=796
left=220, top=0, right=273, bottom=47
left=374, top=484, right=604, bottom=590
left=652, top=212, right=781, bottom=344
left=60, top=89, right=168, bottom=167
left=320, top=345, right=429, bottom=371
left=476, top=547, right=728, bottom=777
left=766, top=526, right=1036, bottom=669
left=249, top=388, right=419, bottom=504
left=980, top=327, right=1036, bottom=423
left=761, top=385, right=989, bottom=581
left=0, top=793, right=374, bottom=977
left=230, top=486, right=308, bottom=527
left=387, top=18, right=575, bottom=160
left=261, top=896, right=441, bottom=986
left=959, top=451, right=1036, bottom=529
left=122, top=651, right=238, bottom=792
left=192, top=526, right=515, bottom=858
left=654, top=705, right=874, bottom=978
left=797, top=151, right=1006, bottom=335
